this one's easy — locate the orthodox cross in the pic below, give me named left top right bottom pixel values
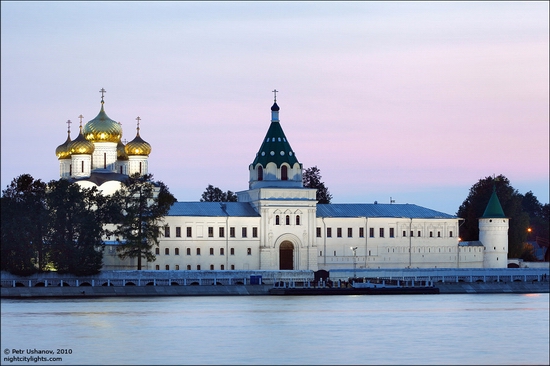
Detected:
left=66, top=119, right=72, bottom=133
left=78, top=114, right=84, bottom=127
left=99, top=88, right=106, bottom=101
left=136, top=116, right=141, bottom=130
left=272, top=89, right=278, bottom=102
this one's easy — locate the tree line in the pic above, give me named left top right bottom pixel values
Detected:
left=1, top=173, right=175, bottom=276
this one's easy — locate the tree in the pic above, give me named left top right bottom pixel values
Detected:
left=457, top=175, right=529, bottom=258
left=1, top=174, right=48, bottom=275
left=303, top=166, right=332, bottom=204
left=111, top=173, right=176, bottom=270
left=45, top=180, right=107, bottom=275
left=200, top=184, right=237, bottom=202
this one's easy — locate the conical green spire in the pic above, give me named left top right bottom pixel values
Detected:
left=251, top=102, right=299, bottom=168
left=482, top=186, right=506, bottom=218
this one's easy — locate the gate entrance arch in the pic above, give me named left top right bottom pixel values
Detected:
left=279, top=241, right=294, bottom=270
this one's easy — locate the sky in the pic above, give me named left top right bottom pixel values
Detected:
left=1, top=1, right=548, bottom=215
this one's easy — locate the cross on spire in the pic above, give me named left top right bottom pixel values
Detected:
left=136, top=116, right=141, bottom=131
left=66, top=119, right=72, bottom=133
left=272, top=89, right=278, bottom=102
left=78, top=114, right=84, bottom=127
left=99, top=88, right=106, bottom=102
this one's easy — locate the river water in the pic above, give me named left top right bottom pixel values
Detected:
left=1, top=294, right=548, bottom=365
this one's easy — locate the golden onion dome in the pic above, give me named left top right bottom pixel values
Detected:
left=56, top=130, right=72, bottom=160
left=125, top=124, right=152, bottom=156
left=117, top=140, right=129, bottom=160
left=83, top=100, right=122, bottom=143
left=68, top=125, right=95, bottom=155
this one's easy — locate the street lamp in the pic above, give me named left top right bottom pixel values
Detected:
left=350, top=246, right=358, bottom=279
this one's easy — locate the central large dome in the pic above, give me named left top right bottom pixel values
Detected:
left=83, top=101, right=122, bottom=143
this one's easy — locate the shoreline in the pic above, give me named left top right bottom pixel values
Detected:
left=2, top=281, right=548, bottom=298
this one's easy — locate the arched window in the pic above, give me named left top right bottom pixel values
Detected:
left=281, top=165, right=288, bottom=180
left=258, top=166, right=263, bottom=181
left=120, top=166, right=123, bottom=174
left=104, top=153, right=107, bottom=169
left=285, top=215, right=290, bottom=225
left=276, top=215, right=280, bottom=225
left=296, top=215, right=300, bottom=225
left=139, top=162, right=142, bottom=174
left=81, top=161, right=84, bottom=173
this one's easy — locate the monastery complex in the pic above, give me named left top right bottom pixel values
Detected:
left=55, top=90, right=509, bottom=272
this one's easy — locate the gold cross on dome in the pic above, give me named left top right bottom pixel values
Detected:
left=66, top=119, right=72, bottom=132
left=99, top=88, right=106, bottom=101
left=272, top=89, right=278, bottom=102
left=78, top=114, right=84, bottom=126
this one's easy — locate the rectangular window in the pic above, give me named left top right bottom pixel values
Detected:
left=165, top=248, right=169, bottom=255
left=186, top=227, right=192, bottom=238
left=176, top=227, right=181, bottom=237
left=430, top=231, right=433, bottom=238
left=403, top=230, right=407, bottom=237
left=389, top=228, right=395, bottom=238
left=410, top=230, right=414, bottom=237
left=369, top=228, right=374, bottom=238
left=219, top=227, right=225, bottom=238
left=347, top=228, right=353, bottom=238
left=165, top=226, right=170, bottom=238
left=220, top=248, right=224, bottom=255
left=437, top=231, right=441, bottom=238
left=327, top=228, right=332, bottom=237
left=337, top=228, right=342, bottom=238
left=242, top=227, right=247, bottom=238
left=197, top=265, right=201, bottom=270
left=380, top=228, right=384, bottom=237
left=417, top=230, right=421, bottom=237
left=247, top=248, right=252, bottom=255
left=231, top=264, right=235, bottom=270
left=449, top=231, right=453, bottom=237
left=252, top=227, right=258, bottom=238
left=359, top=227, right=364, bottom=238
left=186, top=248, right=191, bottom=255
left=175, top=248, right=180, bottom=255
left=220, top=265, right=224, bottom=270
left=316, top=227, right=322, bottom=238
left=333, top=251, right=337, bottom=256
left=230, top=248, right=235, bottom=255
left=208, top=227, right=213, bottom=237
left=230, top=227, right=235, bottom=238
left=210, top=264, right=214, bottom=270
left=196, top=248, right=201, bottom=255
left=319, top=250, right=323, bottom=256
left=210, top=248, right=214, bottom=255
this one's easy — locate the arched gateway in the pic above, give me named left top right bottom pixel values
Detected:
left=279, top=241, right=294, bottom=270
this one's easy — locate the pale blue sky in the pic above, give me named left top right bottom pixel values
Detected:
left=1, top=1, right=548, bottom=214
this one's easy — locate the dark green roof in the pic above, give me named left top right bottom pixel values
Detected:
left=251, top=120, right=299, bottom=168
left=482, top=187, right=506, bottom=218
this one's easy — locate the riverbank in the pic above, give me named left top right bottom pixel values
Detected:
left=1, top=281, right=548, bottom=298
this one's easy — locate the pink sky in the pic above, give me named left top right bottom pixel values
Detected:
left=1, top=2, right=548, bottom=215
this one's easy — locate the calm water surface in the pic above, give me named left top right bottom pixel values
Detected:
left=1, top=294, right=548, bottom=365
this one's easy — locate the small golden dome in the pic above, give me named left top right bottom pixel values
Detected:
left=69, top=126, right=95, bottom=155
left=117, top=140, right=128, bottom=160
left=83, top=101, right=122, bottom=143
left=125, top=118, right=151, bottom=156
left=56, top=131, right=72, bottom=160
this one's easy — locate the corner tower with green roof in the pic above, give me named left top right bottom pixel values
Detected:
left=479, top=186, right=509, bottom=268
left=248, top=96, right=303, bottom=189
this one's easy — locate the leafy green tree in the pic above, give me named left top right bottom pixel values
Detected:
left=1, top=174, right=48, bottom=275
left=303, top=166, right=332, bottom=204
left=200, top=184, right=237, bottom=202
left=45, top=179, right=106, bottom=275
left=457, top=175, right=529, bottom=258
left=111, top=173, right=176, bottom=270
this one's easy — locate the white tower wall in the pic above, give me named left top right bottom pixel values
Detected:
left=479, top=218, right=509, bottom=268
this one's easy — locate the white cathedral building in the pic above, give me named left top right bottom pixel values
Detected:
left=56, top=91, right=509, bottom=271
